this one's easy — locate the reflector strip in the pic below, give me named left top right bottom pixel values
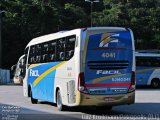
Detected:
left=85, top=82, right=131, bottom=87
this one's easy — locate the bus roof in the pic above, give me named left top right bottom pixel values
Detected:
left=135, top=52, right=160, bottom=57
left=26, top=27, right=128, bottom=48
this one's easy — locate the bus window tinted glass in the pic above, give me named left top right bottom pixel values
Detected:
left=136, top=57, right=160, bottom=67
left=42, top=43, right=49, bottom=62
left=49, top=41, right=56, bottom=62
left=65, top=35, right=76, bottom=60
left=29, top=46, right=36, bottom=64
left=35, top=44, right=41, bottom=63
left=28, top=35, right=76, bottom=63
left=56, top=38, right=65, bottom=61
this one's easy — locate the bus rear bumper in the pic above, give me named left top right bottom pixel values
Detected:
left=76, top=91, right=135, bottom=106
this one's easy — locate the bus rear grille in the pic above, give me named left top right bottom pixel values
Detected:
left=87, top=61, right=129, bottom=70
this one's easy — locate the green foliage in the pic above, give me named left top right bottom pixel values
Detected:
left=62, top=3, right=89, bottom=29
left=94, top=0, right=160, bottom=49
left=0, top=0, right=160, bottom=68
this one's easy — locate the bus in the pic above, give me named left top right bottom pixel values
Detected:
left=23, top=27, right=135, bottom=111
left=12, top=55, right=26, bottom=84
left=135, top=52, right=160, bottom=88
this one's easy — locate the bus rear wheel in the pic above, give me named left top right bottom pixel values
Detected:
left=30, top=90, right=38, bottom=104
left=151, top=79, right=160, bottom=88
left=56, top=90, right=66, bottom=111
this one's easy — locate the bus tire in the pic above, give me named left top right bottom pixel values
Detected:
left=28, top=85, right=31, bottom=97
left=151, top=79, right=160, bottom=88
left=56, top=90, right=66, bottom=111
left=30, top=90, right=38, bottom=104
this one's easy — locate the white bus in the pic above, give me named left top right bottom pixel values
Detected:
left=135, top=52, right=160, bottom=88
left=13, top=55, right=26, bottom=84
left=23, top=27, right=135, bottom=111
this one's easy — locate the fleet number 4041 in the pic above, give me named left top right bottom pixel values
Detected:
left=101, top=52, right=116, bottom=58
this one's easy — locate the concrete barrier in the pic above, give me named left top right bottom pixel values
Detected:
left=0, top=68, right=10, bottom=85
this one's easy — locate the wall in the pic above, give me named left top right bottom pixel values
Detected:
left=0, top=68, right=10, bottom=85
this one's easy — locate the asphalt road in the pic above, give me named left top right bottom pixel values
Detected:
left=0, top=85, right=160, bottom=120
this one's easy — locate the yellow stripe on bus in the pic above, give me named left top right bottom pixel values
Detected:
left=136, top=67, right=160, bottom=73
left=33, top=62, right=66, bottom=87
left=29, top=64, right=42, bottom=69
left=92, top=67, right=160, bottom=84
left=101, top=33, right=111, bottom=41
left=92, top=74, right=125, bottom=84
left=102, top=38, right=113, bottom=45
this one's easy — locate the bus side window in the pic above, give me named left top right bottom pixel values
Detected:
left=29, top=46, right=36, bottom=64
left=136, top=57, right=145, bottom=66
left=154, top=57, right=160, bottom=67
left=42, top=43, right=49, bottom=63
left=49, top=41, right=56, bottom=62
left=35, top=44, right=42, bottom=63
left=146, top=58, right=152, bottom=66
left=56, top=38, right=65, bottom=61
left=65, top=35, right=76, bottom=61
left=137, top=57, right=160, bottom=67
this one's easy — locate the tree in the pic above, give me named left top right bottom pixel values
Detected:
left=1, top=0, right=160, bottom=69
left=1, top=0, right=59, bottom=68
left=93, top=0, right=160, bottom=49
left=60, top=3, right=89, bottom=30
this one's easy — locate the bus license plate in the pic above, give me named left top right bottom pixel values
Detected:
left=104, top=97, right=115, bottom=101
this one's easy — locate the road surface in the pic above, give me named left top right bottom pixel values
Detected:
left=0, top=85, right=160, bottom=120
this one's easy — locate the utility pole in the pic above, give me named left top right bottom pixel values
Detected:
left=85, top=0, right=99, bottom=27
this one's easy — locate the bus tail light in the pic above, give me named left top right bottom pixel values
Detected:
left=128, top=71, right=136, bottom=93
left=78, top=72, right=89, bottom=94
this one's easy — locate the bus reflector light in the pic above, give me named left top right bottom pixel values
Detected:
left=78, top=72, right=89, bottom=94
left=128, top=71, right=135, bottom=93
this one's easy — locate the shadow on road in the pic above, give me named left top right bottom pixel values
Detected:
left=0, top=83, right=22, bottom=86
left=136, top=85, right=160, bottom=91
left=0, top=103, right=81, bottom=120
left=39, top=101, right=123, bottom=115
left=63, top=103, right=160, bottom=115
left=1, top=102, right=160, bottom=120
left=39, top=101, right=160, bottom=116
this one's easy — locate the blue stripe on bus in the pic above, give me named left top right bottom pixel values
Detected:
left=28, top=62, right=62, bottom=102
